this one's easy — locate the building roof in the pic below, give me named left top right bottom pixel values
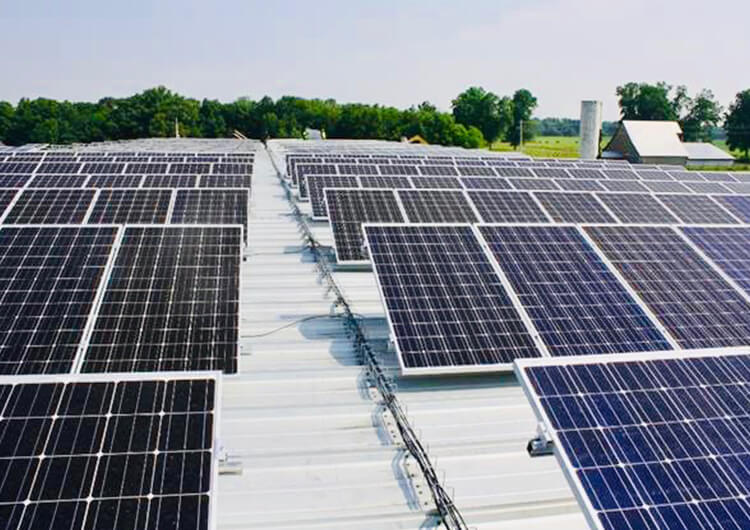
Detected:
left=620, top=120, right=688, bottom=158
left=683, top=141, right=735, bottom=161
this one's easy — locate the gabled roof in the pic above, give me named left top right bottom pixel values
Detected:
left=683, top=142, right=735, bottom=161
left=621, top=120, right=688, bottom=158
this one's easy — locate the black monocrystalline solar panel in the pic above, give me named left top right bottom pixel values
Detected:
left=211, top=162, right=251, bottom=175
left=0, top=226, right=118, bottom=374
left=29, top=174, right=88, bottom=188
left=199, top=174, right=251, bottom=188
left=142, top=175, right=197, bottom=188
left=494, top=167, right=534, bottom=178
left=468, top=191, right=548, bottom=222
left=595, top=193, right=679, bottom=224
left=364, top=224, right=541, bottom=371
left=82, top=226, right=241, bottom=374
left=397, top=189, right=478, bottom=223
left=516, top=350, right=750, bottom=530
left=377, top=164, right=418, bottom=176
left=713, top=195, right=750, bottom=222
left=457, top=166, right=496, bottom=177
left=85, top=174, right=144, bottom=188
left=682, top=226, right=750, bottom=295
left=534, top=192, right=616, bottom=223
left=0, top=174, right=32, bottom=187
left=479, top=225, right=672, bottom=356
left=306, top=175, right=359, bottom=219
left=171, top=190, right=248, bottom=234
left=169, top=163, right=211, bottom=175
left=0, top=162, right=38, bottom=174
left=326, top=188, right=404, bottom=263
left=125, top=163, right=168, bottom=174
left=359, top=175, right=413, bottom=189
left=585, top=225, right=750, bottom=349
left=410, top=176, right=462, bottom=189
left=656, top=194, right=739, bottom=224
left=295, top=164, right=337, bottom=196
left=81, top=162, right=126, bottom=174
left=336, top=164, right=378, bottom=176
left=0, top=189, right=19, bottom=219
left=0, top=373, right=217, bottom=530
left=88, top=189, right=173, bottom=224
left=35, top=162, right=83, bottom=174
left=418, top=165, right=459, bottom=177
left=460, top=177, right=512, bottom=190
left=5, top=189, right=96, bottom=224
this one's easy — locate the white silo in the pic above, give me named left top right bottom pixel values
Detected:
left=579, top=101, right=603, bottom=160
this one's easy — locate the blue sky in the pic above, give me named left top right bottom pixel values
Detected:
left=1, top=0, right=748, bottom=120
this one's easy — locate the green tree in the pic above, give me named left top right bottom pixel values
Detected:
left=725, top=90, right=750, bottom=159
left=0, top=102, right=13, bottom=142
left=615, top=82, right=688, bottom=121
left=451, top=86, right=511, bottom=143
left=680, top=90, right=723, bottom=142
left=507, top=89, right=538, bottom=147
left=198, top=99, right=228, bottom=137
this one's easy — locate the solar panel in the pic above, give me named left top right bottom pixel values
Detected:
left=378, top=164, right=419, bottom=176
left=336, top=164, right=378, bottom=175
left=125, top=163, right=168, bottom=174
left=81, top=162, right=125, bottom=174
left=642, top=181, right=691, bottom=193
left=683, top=182, right=731, bottom=194
left=88, top=189, right=173, bottom=224
left=468, top=191, right=549, bottom=222
left=359, top=175, right=413, bottom=189
left=29, top=175, right=88, bottom=188
left=0, top=372, right=218, bottom=530
left=459, top=177, right=512, bottom=190
left=656, top=194, right=740, bottom=224
left=212, top=162, right=251, bottom=175
left=585, top=225, right=750, bottom=348
left=410, top=176, right=462, bottom=189
left=601, top=169, right=639, bottom=180
left=682, top=226, right=750, bottom=294
left=142, top=175, right=197, bottom=188
left=0, top=189, right=18, bottom=221
left=418, top=165, right=459, bottom=177
left=723, top=183, right=750, bottom=194
left=508, top=178, right=560, bottom=191
left=199, top=174, right=251, bottom=188
left=534, top=192, right=616, bottom=223
left=85, top=174, right=144, bottom=188
left=515, top=348, right=750, bottom=530
left=0, top=162, right=38, bottom=174
left=532, top=168, right=571, bottom=179
left=595, top=193, right=680, bottom=224
left=568, top=168, right=605, bottom=180
left=397, top=189, right=478, bottom=223
left=668, top=170, right=705, bottom=182
left=169, top=163, right=211, bottom=175
left=636, top=170, right=673, bottom=181
left=457, top=166, right=496, bottom=177
left=82, top=226, right=241, bottom=374
left=713, top=196, right=750, bottom=222
left=494, top=167, right=535, bottom=178
left=555, top=179, right=606, bottom=192
left=479, top=225, right=671, bottom=356
left=171, top=190, right=249, bottom=235
left=700, top=171, right=737, bottom=183
left=306, top=175, right=359, bottom=219
left=0, top=174, right=32, bottom=187
left=326, top=188, right=404, bottom=263
left=35, top=163, right=82, bottom=174
left=0, top=226, right=118, bottom=374
left=599, top=180, right=649, bottom=193
left=364, top=224, right=540, bottom=372
left=5, top=189, right=96, bottom=224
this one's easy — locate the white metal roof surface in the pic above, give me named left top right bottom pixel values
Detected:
left=622, top=120, right=688, bottom=158
left=211, top=142, right=586, bottom=529
left=683, top=141, right=735, bottom=161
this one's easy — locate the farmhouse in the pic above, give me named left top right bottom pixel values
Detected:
left=603, top=119, right=734, bottom=166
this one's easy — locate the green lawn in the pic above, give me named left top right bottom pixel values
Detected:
left=491, top=136, right=610, bottom=158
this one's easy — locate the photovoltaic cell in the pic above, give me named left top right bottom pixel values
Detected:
left=169, top=163, right=211, bottom=175
left=682, top=226, right=750, bottom=294
left=29, top=175, right=88, bottom=188
left=378, top=165, right=418, bottom=176
left=494, top=167, right=534, bottom=178
left=636, top=170, right=673, bottom=181
left=0, top=226, right=118, bottom=374
left=457, top=166, right=496, bottom=177
left=359, top=175, right=413, bottom=189
left=599, top=180, right=649, bottom=193
left=555, top=179, right=606, bottom=192
left=326, top=188, right=404, bottom=263
left=517, top=350, right=750, bottom=530
left=364, top=224, right=540, bottom=371
left=534, top=192, right=616, bottom=223
left=88, top=189, right=172, bottom=224
left=595, top=193, right=679, bottom=224
left=642, top=180, right=691, bottom=194
left=468, top=191, right=549, bottom=222
left=418, top=165, right=459, bottom=177
left=532, top=168, right=571, bottom=179
left=683, top=182, right=731, bottom=194
left=82, top=226, right=241, bottom=374
left=0, top=162, right=38, bottom=174
left=35, top=163, right=82, bottom=174
left=410, top=176, right=462, bottom=189
left=305, top=175, right=359, bottom=219
left=0, top=373, right=217, bottom=530
left=668, top=170, right=705, bottom=182
left=508, top=178, right=560, bottom=191
left=171, top=190, right=249, bottom=233
left=0, top=174, right=31, bottom=187
left=125, top=163, right=167, bottom=174
left=479, top=225, right=671, bottom=356
left=85, top=174, right=144, bottom=188
left=81, top=162, right=126, bottom=174
left=199, top=174, right=251, bottom=188
left=5, top=189, right=96, bottom=224
left=568, top=168, right=605, bottom=180
left=460, top=177, right=512, bottom=190
left=585, top=225, right=750, bottom=348
left=713, top=195, right=750, bottom=222
left=212, top=162, right=251, bottom=175
left=700, top=172, right=737, bottom=183
left=142, top=175, right=197, bottom=188
left=601, top=169, right=639, bottom=180
left=656, top=194, right=739, bottom=224
left=723, top=183, right=750, bottom=194
left=397, top=189, right=478, bottom=223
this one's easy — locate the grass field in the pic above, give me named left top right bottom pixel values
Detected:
left=491, top=136, right=610, bottom=158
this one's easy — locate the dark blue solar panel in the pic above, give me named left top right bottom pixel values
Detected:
left=713, top=196, right=750, bottom=223
left=365, top=224, right=540, bottom=371
left=682, top=226, right=750, bottom=295
left=480, top=225, right=671, bottom=356
left=519, top=351, right=750, bottom=530
left=585, top=226, right=750, bottom=349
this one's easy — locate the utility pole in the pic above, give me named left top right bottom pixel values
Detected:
left=174, top=118, right=180, bottom=138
